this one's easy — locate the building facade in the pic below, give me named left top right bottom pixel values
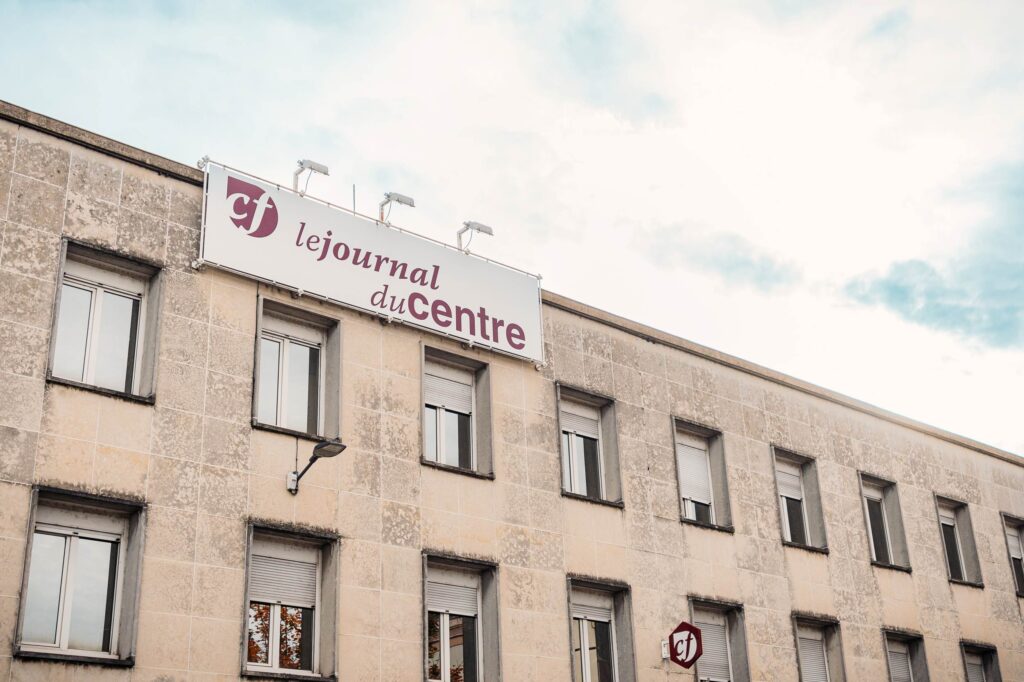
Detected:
left=0, top=99, right=1022, bottom=682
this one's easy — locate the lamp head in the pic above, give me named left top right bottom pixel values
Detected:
left=463, top=221, right=494, bottom=236
left=384, top=192, right=415, bottom=208
left=312, top=439, right=346, bottom=458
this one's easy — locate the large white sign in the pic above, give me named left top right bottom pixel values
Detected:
left=200, top=163, right=543, bottom=362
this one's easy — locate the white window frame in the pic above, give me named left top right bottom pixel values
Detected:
left=693, top=607, right=733, bottom=682
left=258, top=314, right=327, bottom=435
left=426, top=567, right=483, bottom=682
left=423, top=360, right=476, bottom=470
left=56, top=259, right=147, bottom=393
left=20, top=505, right=128, bottom=659
left=776, top=457, right=809, bottom=544
left=938, top=503, right=966, bottom=580
left=677, top=430, right=715, bottom=524
left=796, top=624, right=831, bottom=682
left=561, top=399, right=605, bottom=499
left=245, top=535, right=322, bottom=676
left=862, top=481, right=892, bottom=563
left=570, top=589, right=619, bottom=682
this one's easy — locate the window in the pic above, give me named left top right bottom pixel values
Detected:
left=244, top=530, right=338, bottom=677
left=884, top=633, right=927, bottom=682
left=425, top=559, right=499, bottom=682
left=676, top=430, right=714, bottom=524
left=936, top=498, right=982, bottom=584
left=254, top=298, right=341, bottom=439
left=774, top=450, right=827, bottom=549
left=860, top=475, right=910, bottom=568
left=424, top=359, right=474, bottom=470
left=558, top=386, right=621, bottom=503
left=50, top=243, right=159, bottom=397
left=793, top=618, right=845, bottom=682
left=692, top=601, right=749, bottom=682
left=962, top=643, right=1001, bottom=682
left=568, top=580, right=636, bottom=682
left=17, top=491, right=144, bottom=663
left=1002, top=515, right=1024, bottom=596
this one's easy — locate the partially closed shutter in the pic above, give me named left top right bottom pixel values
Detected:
left=965, top=654, right=985, bottom=682
left=775, top=458, right=803, bottom=500
left=797, top=630, right=829, bottom=682
left=424, top=363, right=473, bottom=415
left=426, top=581, right=478, bottom=616
left=249, top=554, right=317, bottom=608
left=560, top=400, right=600, bottom=438
left=572, top=603, right=612, bottom=622
left=678, top=441, right=712, bottom=505
left=887, top=641, right=912, bottom=682
left=694, top=612, right=731, bottom=681
left=1006, top=524, right=1023, bottom=559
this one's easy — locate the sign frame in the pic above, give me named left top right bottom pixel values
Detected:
left=198, top=160, right=545, bottom=364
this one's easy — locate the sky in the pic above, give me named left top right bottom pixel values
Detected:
left=1, top=0, right=1022, bottom=454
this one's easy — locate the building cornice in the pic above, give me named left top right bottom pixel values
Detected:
left=2, top=98, right=1019, bottom=468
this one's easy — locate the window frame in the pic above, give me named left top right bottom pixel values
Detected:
left=15, top=488, right=145, bottom=667
left=423, top=555, right=499, bottom=682
left=689, top=596, right=749, bottom=682
left=861, top=481, right=892, bottom=564
left=934, top=495, right=983, bottom=586
left=242, top=524, right=339, bottom=680
left=556, top=384, right=622, bottom=506
left=570, top=588, right=619, bottom=682
left=882, top=630, right=928, bottom=682
left=426, top=567, right=482, bottom=682
left=676, top=429, right=715, bottom=525
left=775, top=457, right=809, bottom=545
left=423, top=358, right=477, bottom=472
left=960, top=641, right=1001, bottom=682
left=561, top=398, right=605, bottom=500
left=47, top=240, right=160, bottom=402
left=772, top=447, right=828, bottom=552
left=938, top=501, right=965, bottom=581
left=791, top=614, right=846, bottom=682
left=1000, top=513, right=1024, bottom=597
left=257, top=314, right=327, bottom=436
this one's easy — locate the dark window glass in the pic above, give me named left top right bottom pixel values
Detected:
left=278, top=605, right=313, bottom=670
left=694, top=502, right=713, bottom=525
left=591, top=620, right=615, bottom=682
left=1012, top=557, right=1024, bottom=594
left=942, top=522, right=964, bottom=581
left=427, top=611, right=442, bottom=680
left=247, top=602, right=271, bottom=663
left=786, top=497, right=807, bottom=545
left=425, top=406, right=438, bottom=462
left=580, top=435, right=601, bottom=499
left=450, top=614, right=478, bottom=682
left=305, top=348, right=320, bottom=434
left=867, top=497, right=891, bottom=564
left=444, top=410, right=473, bottom=469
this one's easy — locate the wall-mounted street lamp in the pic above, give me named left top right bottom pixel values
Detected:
left=457, top=221, right=495, bottom=252
left=379, top=191, right=416, bottom=222
left=286, top=438, right=347, bottom=495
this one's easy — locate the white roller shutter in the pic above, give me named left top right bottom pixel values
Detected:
left=560, top=399, right=600, bottom=438
left=775, top=458, right=803, bottom=500
left=677, top=439, right=712, bottom=505
left=249, top=554, right=318, bottom=608
left=938, top=504, right=957, bottom=525
left=694, top=610, right=731, bottom=681
left=424, top=361, right=473, bottom=415
left=1005, top=524, right=1022, bottom=559
left=571, top=587, right=614, bottom=622
left=965, top=653, right=985, bottom=682
left=797, top=627, right=829, bottom=682
left=426, top=581, right=478, bottom=616
left=887, top=641, right=912, bottom=682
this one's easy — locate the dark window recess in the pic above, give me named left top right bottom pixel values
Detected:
left=447, top=411, right=472, bottom=469
left=786, top=497, right=807, bottom=546
left=693, top=502, right=713, bottom=525
left=451, top=614, right=477, bottom=682
left=304, top=346, right=320, bottom=435
left=1012, top=556, right=1024, bottom=593
left=581, top=435, right=601, bottom=499
left=867, top=497, right=891, bottom=564
left=942, top=523, right=964, bottom=581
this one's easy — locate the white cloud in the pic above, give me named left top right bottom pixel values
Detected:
left=1, top=0, right=1021, bottom=452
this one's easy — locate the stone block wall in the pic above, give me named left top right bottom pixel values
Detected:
left=0, top=115, right=1022, bottom=682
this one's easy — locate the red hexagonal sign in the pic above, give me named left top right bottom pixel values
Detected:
left=668, top=620, right=702, bottom=669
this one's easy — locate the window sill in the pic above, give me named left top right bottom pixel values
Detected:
left=680, top=517, right=735, bottom=534
left=782, top=540, right=829, bottom=555
left=252, top=420, right=325, bottom=442
left=561, top=490, right=624, bottom=509
left=46, top=375, right=154, bottom=405
left=15, top=648, right=133, bottom=667
left=949, top=578, right=984, bottom=589
left=419, top=458, right=495, bottom=480
left=242, top=670, right=336, bottom=681
left=872, top=560, right=912, bottom=574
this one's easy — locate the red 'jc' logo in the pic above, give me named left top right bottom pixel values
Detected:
left=226, top=176, right=278, bottom=238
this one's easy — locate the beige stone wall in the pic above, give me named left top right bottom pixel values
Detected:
left=0, top=116, right=1022, bottom=682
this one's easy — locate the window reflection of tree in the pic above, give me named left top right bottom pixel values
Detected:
left=247, top=603, right=270, bottom=664
left=428, top=612, right=443, bottom=679
left=279, top=606, right=306, bottom=669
